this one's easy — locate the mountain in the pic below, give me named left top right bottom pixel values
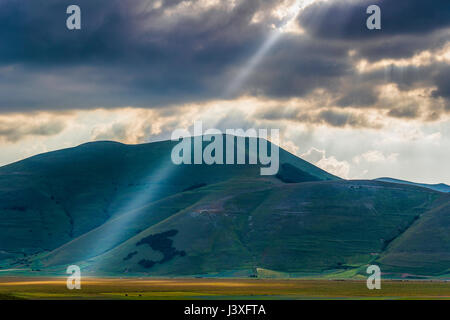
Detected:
left=0, top=137, right=449, bottom=279
left=376, top=177, right=450, bottom=193
left=0, top=137, right=336, bottom=264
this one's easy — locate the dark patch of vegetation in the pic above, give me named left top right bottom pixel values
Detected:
left=275, top=163, right=321, bottom=183
left=136, top=229, right=186, bottom=269
left=5, top=206, right=27, bottom=211
left=138, top=259, right=156, bottom=268
left=123, top=251, right=138, bottom=261
left=183, top=183, right=207, bottom=192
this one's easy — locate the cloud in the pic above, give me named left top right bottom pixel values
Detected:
left=432, top=66, right=450, bottom=100
left=387, top=105, right=420, bottom=119
left=353, top=150, right=398, bottom=164
left=301, top=147, right=350, bottom=178
left=0, top=0, right=449, bottom=128
left=295, top=0, right=450, bottom=112
left=0, top=115, right=66, bottom=142
left=0, top=0, right=286, bottom=110
left=301, top=147, right=325, bottom=163
left=316, top=156, right=350, bottom=179
left=298, top=0, right=450, bottom=40
left=314, top=109, right=378, bottom=128
left=335, top=84, right=378, bottom=107
left=255, top=102, right=383, bottom=129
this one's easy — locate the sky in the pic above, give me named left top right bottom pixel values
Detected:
left=0, top=0, right=450, bottom=183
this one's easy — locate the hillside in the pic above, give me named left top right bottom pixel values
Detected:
left=0, top=138, right=449, bottom=278
left=379, top=194, right=450, bottom=277
left=0, top=137, right=336, bottom=264
left=80, top=179, right=442, bottom=277
left=376, top=177, right=450, bottom=193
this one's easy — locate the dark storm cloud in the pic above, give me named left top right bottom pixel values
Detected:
left=298, top=0, right=450, bottom=62
left=0, top=0, right=449, bottom=119
left=359, top=62, right=450, bottom=115
left=299, top=0, right=450, bottom=40
left=0, top=0, right=277, bottom=110
left=1, top=0, right=265, bottom=65
left=432, top=66, right=450, bottom=99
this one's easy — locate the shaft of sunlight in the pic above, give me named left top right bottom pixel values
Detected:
left=224, top=0, right=317, bottom=97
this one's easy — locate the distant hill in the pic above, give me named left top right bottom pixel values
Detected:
left=0, top=137, right=449, bottom=279
left=376, top=177, right=450, bottom=193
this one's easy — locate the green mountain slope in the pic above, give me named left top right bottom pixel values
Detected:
left=80, top=180, right=440, bottom=277
left=375, top=177, right=450, bottom=193
left=0, top=138, right=448, bottom=278
left=378, top=194, right=450, bottom=277
left=0, top=137, right=336, bottom=264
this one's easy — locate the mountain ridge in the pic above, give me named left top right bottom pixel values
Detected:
left=375, top=177, right=450, bottom=193
left=0, top=138, right=448, bottom=279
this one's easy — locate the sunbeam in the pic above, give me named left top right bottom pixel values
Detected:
left=83, top=156, right=178, bottom=271
left=224, top=0, right=318, bottom=97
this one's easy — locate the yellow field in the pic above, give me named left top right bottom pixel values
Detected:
left=0, top=277, right=449, bottom=300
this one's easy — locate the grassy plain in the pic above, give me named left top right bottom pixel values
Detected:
left=0, top=277, right=449, bottom=300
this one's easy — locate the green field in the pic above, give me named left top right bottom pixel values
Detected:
left=0, top=278, right=449, bottom=300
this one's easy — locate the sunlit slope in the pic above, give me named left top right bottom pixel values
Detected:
left=37, top=190, right=208, bottom=267
left=82, top=180, right=442, bottom=276
left=0, top=138, right=336, bottom=262
left=378, top=194, right=450, bottom=276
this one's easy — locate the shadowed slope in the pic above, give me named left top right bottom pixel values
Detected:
left=379, top=194, right=450, bottom=276
left=0, top=137, right=336, bottom=264
left=81, top=180, right=442, bottom=277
